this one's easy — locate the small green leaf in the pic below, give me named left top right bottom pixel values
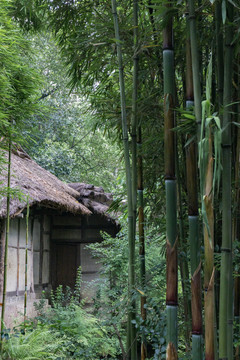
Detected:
left=183, top=113, right=195, bottom=120
left=233, top=122, right=240, bottom=128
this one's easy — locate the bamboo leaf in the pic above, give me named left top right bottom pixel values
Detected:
left=227, top=0, right=240, bottom=9
left=182, top=113, right=195, bottom=120
left=185, top=135, right=195, bottom=147
left=213, top=116, right=221, bottom=129
left=136, top=289, right=145, bottom=296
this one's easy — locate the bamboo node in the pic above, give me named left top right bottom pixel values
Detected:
left=220, top=247, right=231, bottom=253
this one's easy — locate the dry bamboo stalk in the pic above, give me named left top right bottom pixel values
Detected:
left=24, top=196, right=30, bottom=328
left=0, top=139, right=12, bottom=350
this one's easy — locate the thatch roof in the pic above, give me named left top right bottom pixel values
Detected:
left=68, top=183, right=113, bottom=216
left=0, top=146, right=91, bottom=218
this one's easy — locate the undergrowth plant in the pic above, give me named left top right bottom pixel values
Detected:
left=88, top=224, right=169, bottom=360
left=1, top=267, right=118, bottom=360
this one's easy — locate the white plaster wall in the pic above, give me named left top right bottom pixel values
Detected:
left=18, top=249, right=32, bottom=291
left=7, top=248, right=17, bottom=292
left=3, top=295, right=48, bottom=329
left=42, top=252, right=49, bottom=283
left=33, top=220, right=40, bottom=251
left=8, top=218, right=18, bottom=247
left=19, top=219, right=31, bottom=248
left=32, top=218, right=41, bottom=285
left=80, top=244, right=101, bottom=273
left=33, top=252, right=40, bottom=285
left=18, top=248, right=25, bottom=291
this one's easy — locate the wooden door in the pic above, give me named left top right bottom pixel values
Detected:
left=55, top=243, right=79, bottom=289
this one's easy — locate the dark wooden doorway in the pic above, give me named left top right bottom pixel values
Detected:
left=55, top=243, right=80, bottom=289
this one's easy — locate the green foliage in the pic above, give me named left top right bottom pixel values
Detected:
left=21, top=33, right=122, bottom=192
left=11, top=0, right=46, bottom=31
left=0, top=0, right=42, bottom=148
left=2, top=270, right=118, bottom=360
left=1, top=326, right=66, bottom=360
left=198, top=55, right=222, bottom=242
left=88, top=220, right=168, bottom=359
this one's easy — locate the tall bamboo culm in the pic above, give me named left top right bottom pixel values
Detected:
left=203, top=133, right=215, bottom=360
left=185, top=27, right=202, bottom=360
left=24, top=196, right=30, bottom=329
left=219, top=3, right=234, bottom=359
left=128, top=0, right=139, bottom=357
left=234, top=55, right=240, bottom=360
left=131, top=0, right=138, bottom=236
left=214, top=0, right=224, bottom=109
left=111, top=2, right=137, bottom=359
left=0, top=139, right=12, bottom=349
left=187, top=0, right=202, bottom=136
left=137, top=127, right=147, bottom=360
left=163, top=3, right=178, bottom=359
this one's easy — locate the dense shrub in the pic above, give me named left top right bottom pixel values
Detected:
left=1, top=273, right=118, bottom=360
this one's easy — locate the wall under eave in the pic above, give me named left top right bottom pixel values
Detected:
left=51, top=213, right=114, bottom=302
left=0, top=215, right=50, bottom=328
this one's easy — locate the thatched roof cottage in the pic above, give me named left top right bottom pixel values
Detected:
left=0, top=146, right=119, bottom=327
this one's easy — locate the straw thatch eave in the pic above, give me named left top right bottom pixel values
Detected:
left=68, top=183, right=119, bottom=229
left=68, top=182, right=112, bottom=214
left=0, top=147, right=91, bottom=218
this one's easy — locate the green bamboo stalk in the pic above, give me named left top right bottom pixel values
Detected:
left=111, top=2, right=136, bottom=358
left=163, top=5, right=178, bottom=357
left=186, top=3, right=205, bottom=356
left=233, top=55, right=240, bottom=360
left=214, top=1, right=224, bottom=340
left=176, top=133, right=191, bottom=351
left=203, top=134, right=215, bottom=360
left=137, top=127, right=147, bottom=360
left=187, top=0, right=202, bottom=135
left=185, top=24, right=202, bottom=360
left=24, top=196, right=30, bottom=329
left=214, top=0, right=224, bottom=109
left=130, top=1, right=139, bottom=357
left=0, top=138, right=12, bottom=349
left=131, top=0, right=138, bottom=235
left=219, top=3, right=234, bottom=359
left=233, top=128, right=240, bottom=360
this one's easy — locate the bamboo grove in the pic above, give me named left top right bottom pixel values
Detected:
left=111, top=0, right=240, bottom=358
left=109, top=0, right=240, bottom=360
left=0, top=0, right=240, bottom=359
